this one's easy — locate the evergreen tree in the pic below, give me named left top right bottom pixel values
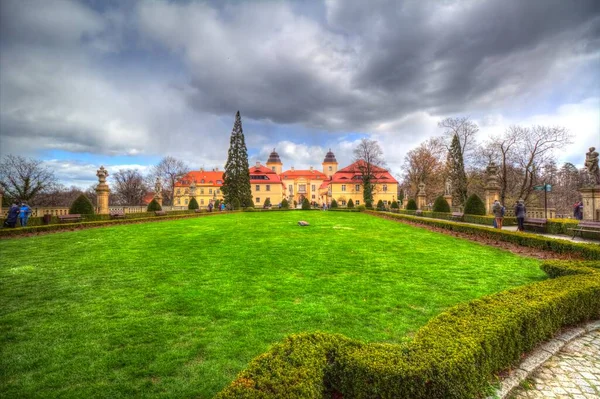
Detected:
left=222, top=111, right=253, bottom=208
left=69, top=194, right=95, bottom=214
left=281, top=198, right=289, bottom=209
left=446, top=134, right=468, bottom=205
left=188, top=197, right=199, bottom=210
left=376, top=199, right=385, bottom=210
left=406, top=199, right=418, bottom=210
left=347, top=199, right=354, bottom=209
left=147, top=198, right=162, bottom=212
left=301, top=197, right=310, bottom=210
left=432, top=195, right=451, bottom=213
left=391, top=200, right=399, bottom=209
left=263, top=198, right=271, bottom=208
left=464, top=194, right=486, bottom=215
left=330, top=199, right=338, bottom=208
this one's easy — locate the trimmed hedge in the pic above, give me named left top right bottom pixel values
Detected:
left=464, top=193, right=486, bottom=215
left=372, top=212, right=600, bottom=260
left=432, top=195, right=450, bottom=213
left=147, top=199, right=162, bottom=211
left=69, top=194, right=95, bottom=215
left=330, top=199, right=338, bottom=209
left=188, top=197, right=199, bottom=210
left=406, top=199, right=417, bottom=210
left=347, top=199, right=354, bottom=209
left=218, top=259, right=600, bottom=398
left=394, top=209, right=517, bottom=227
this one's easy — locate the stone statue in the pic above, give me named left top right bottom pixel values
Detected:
left=445, top=180, right=452, bottom=196
left=418, top=182, right=426, bottom=195
left=585, top=147, right=600, bottom=185
left=485, top=161, right=499, bottom=187
left=154, top=177, right=162, bottom=195
left=96, top=166, right=108, bottom=184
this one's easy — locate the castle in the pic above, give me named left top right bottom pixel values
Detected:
left=173, top=149, right=398, bottom=208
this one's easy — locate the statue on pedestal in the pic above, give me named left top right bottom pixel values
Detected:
left=154, top=177, right=162, bottom=196
left=96, top=166, right=108, bottom=184
left=418, top=182, right=426, bottom=196
left=444, top=180, right=452, bottom=196
left=485, top=161, right=499, bottom=188
left=585, top=147, right=600, bottom=185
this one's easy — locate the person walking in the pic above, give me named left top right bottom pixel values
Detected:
left=515, top=199, right=526, bottom=232
left=492, top=199, right=504, bottom=229
left=6, top=202, right=19, bottom=228
left=18, top=202, right=32, bottom=227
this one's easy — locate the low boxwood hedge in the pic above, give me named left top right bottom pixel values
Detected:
left=217, top=260, right=600, bottom=398
left=371, top=211, right=600, bottom=260
left=394, top=209, right=517, bottom=227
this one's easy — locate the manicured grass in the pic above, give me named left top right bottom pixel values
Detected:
left=0, top=211, right=545, bottom=398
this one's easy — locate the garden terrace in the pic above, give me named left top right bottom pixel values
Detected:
left=0, top=211, right=579, bottom=398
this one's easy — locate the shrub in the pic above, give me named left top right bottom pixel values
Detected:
left=188, top=197, right=199, bottom=210
left=356, top=205, right=366, bottom=212
left=264, top=198, right=271, bottom=207
left=301, top=198, right=311, bottom=210
left=146, top=199, right=162, bottom=212
left=232, top=198, right=241, bottom=210
left=214, top=199, right=221, bottom=209
left=406, top=199, right=418, bottom=210
left=69, top=194, right=95, bottom=214
left=376, top=199, right=385, bottom=210
left=365, top=200, right=373, bottom=209
left=331, top=199, right=338, bottom=209
left=432, top=195, right=451, bottom=213
left=347, top=199, right=354, bottom=209
left=218, top=259, right=600, bottom=398
left=281, top=198, right=290, bottom=209
left=464, top=194, right=486, bottom=215
left=391, top=200, right=399, bottom=209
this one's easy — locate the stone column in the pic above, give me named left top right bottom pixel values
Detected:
left=154, top=177, right=163, bottom=207
left=417, top=182, right=426, bottom=210
left=580, top=186, right=600, bottom=221
left=484, top=162, right=500, bottom=215
left=0, top=186, right=4, bottom=218
left=95, top=166, right=110, bottom=214
left=444, top=194, right=453, bottom=209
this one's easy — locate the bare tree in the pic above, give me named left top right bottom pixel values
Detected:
left=353, top=138, right=387, bottom=207
left=35, top=185, right=84, bottom=207
left=149, top=157, right=189, bottom=206
left=0, top=155, right=58, bottom=204
left=112, top=169, right=148, bottom=205
left=401, top=138, right=445, bottom=203
left=438, top=117, right=479, bottom=164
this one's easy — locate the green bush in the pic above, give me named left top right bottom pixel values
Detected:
left=376, top=199, right=385, bottom=210
left=301, top=198, right=311, bottom=210
left=69, top=194, right=95, bottom=214
left=391, top=200, right=399, bottom=209
left=281, top=198, right=290, bottom=209
left=188, top=197, right=199, bottom=210
left=464, top=194, right=486, bottom=215
left=218, top=259, right=600, bottom=398
left=356, top=205, right=366, bottom=212
left=406, top=199, right=417, bottom=210
left=365, top=200, right=373, bottom=209
left=347, top=199, right=354, bottom=209
left=231, top=198, right=241, bottom=210
left=330, top=199, right=338, bottom=208
left=147, top=199, right=162, bottom=212
left=214, top=199, right=221, bottom=209
left=432, top=195, right=451, bottom=213
left=264, top=198, right=271, bottom=207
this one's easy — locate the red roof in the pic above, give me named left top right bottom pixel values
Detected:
left=142, top=192, right=155, bottom=205
left=250, top=165, right=283, bottom=184
left=175, top=171, right=224, bottom=187
left=331, top=161, right=397, bottom=184
left=281, top=169, right=327, bottom=180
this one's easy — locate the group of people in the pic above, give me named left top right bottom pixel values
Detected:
left=4, top=202, right=32, bottom=228
left=492, top=199, right=527, bottom=231
left=207, top=202, right=227, bottom=212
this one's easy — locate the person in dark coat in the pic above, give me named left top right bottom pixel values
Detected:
left=6, top=202, right=19, bottom=228
left=18, top=202, right=32, bottom=227
left=515, top=199, right=526, bottom=232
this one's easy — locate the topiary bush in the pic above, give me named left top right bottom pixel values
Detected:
left=365, top=200, right=373, bottom=209
left=347, top=199, right=354, bottom=209
left=188, top=197, right=199, bottom=210
left=264, top=198, right=271, bottom=207
left=281, top=198, right=289, bottom=209
left=391, top=200, right=399, bottom=209
left=69, top=194, right=95, bottom=214
left=356, top=205, right=366, bottom=212
left=301, top=198, right=311, bottom=210
left=330, top=199, right=338, bottom=209
left=376, top=199, right=385, bottom=211
left=464, top=194, right=486, bottom=215
left=147, top=198, right=162, bottom=212
left=432, top=195, right=451, bottom=213
left=406, top=198, right=418, bottom=210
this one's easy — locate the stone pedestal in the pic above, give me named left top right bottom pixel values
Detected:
left=95, top=166, right=110, bottom=215
left=580, top=186, right=600, bottom=221
left=154, top=194, right=163, bottom=207
left=484, top=187, right=500, bottom=215
left=444, top=194, right=453, bottom=209
left=416, top=182, right=426, bottom=210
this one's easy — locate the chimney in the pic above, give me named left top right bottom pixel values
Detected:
left=310, top=166, right=314, bottom=172
left=200, top=167, right=204, bottom=172
left=256, top=161, right=261, bottom=168
left=291, top=166, right=294, bottom=171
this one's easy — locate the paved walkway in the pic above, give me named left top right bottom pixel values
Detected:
left=509, top=330, right=600, bottom=398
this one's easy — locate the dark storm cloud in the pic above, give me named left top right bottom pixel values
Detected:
left=138, top=0, right=599, bottom=130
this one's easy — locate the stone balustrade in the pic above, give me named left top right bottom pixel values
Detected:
left=0, top=205, right=190, bottom=218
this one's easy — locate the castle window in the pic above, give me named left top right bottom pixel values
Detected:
left=266, top=185, right=270, bottom=191
left=328, top=166, right=332, bottom=171
left=256, top=185, right=260, bottom=191
left=209, top=189, right=213, bottom=194
left=311, top=184, right=315, bottom=191
left=200, top=189, right=204, bottom=194
left=383, top=184, right=388, bottom=192
left=355, top=185, right=360, bottom=192
left=341, top=185, right=346, bottom=192
left=217, top=180, right=222, bottom=184
left=255, top=197, right=260, bottom=204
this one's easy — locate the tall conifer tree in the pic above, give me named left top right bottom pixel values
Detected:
left=222, top=111, right=252, bottom=209
left=446, top=134, right=468, bottom=205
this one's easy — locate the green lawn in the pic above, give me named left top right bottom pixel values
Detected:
left=0, top=211, right=545, bottom=398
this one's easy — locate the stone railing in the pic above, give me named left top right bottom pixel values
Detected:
left=1, top=205, right=190, bottom=217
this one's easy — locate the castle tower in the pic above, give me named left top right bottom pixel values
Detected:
left=266, top=148, right=283, bottom=175
left=322, top=149, right=338, bottom=178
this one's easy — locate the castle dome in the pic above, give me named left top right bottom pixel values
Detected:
left=323, top=149, right=337, bottom=163
left=267, top=148, right=282, bottom=164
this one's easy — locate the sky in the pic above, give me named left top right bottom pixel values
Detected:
left=1, top=0, right=599, bottom=189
